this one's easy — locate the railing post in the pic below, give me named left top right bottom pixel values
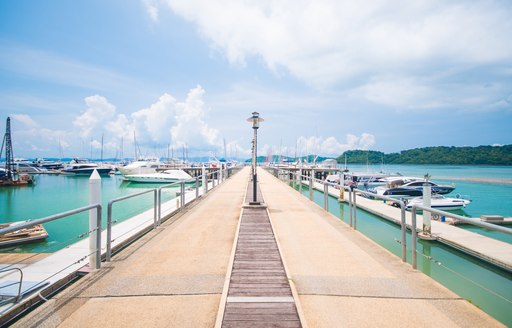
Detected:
left=153, top=189, right=158, bottom=229
left=400, top=203, right=407, bottom=262
left=309, top=174, right=314, bottom=201
left=181, top=182, right=186, bottom=207
left=323, top=183, right=328, bottom=210
left=353, top=188, right=357, bottom=230
left=348, top=187, right=353, bottom=227
left=106, top=201, right=113, bottom=262
left=412, top=207, right=418, bottom=269
left=158, top=188, right=162, bottom=226
left=95, top=205, right=102, bottom=270
left=195, top=177, right=199, bottom=199
left=202, top=166, right=207, bottom=194
left=422, top=184, right=432, bottom=236
left=299, top=173, right=302, bottom=193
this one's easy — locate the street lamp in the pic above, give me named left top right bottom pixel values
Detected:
left=246, top=112, right=264, bottom=204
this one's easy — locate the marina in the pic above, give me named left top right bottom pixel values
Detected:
left=1, top=167, right=508, bottom=327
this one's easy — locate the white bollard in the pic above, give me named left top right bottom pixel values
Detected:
left=422, top=184, right=432, bottom=235
left=89, top=169, right=101, bottom=269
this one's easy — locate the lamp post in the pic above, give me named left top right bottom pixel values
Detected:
left=247, top=112, right=264, bottom=204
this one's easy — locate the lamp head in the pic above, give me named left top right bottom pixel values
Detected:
left=246, top=111, right=264, bottom=128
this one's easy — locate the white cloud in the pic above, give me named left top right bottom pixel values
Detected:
left=73, top=95, right=117, bottom=139
left=170, top=85, right=220, bottom=148
left=68, top=86, right=220, bottom=156
left=295, top=133, right=376, bottom=156
left=10, top=114, right=38, bottom=128
left=143, top=0, right=160, bottom=22
left=161, top=0, right=512, bottom=88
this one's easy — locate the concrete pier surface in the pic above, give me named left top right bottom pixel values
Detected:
left=12, top=167, right=503, bottom=327
left=12, top=168, right=249, bottom=328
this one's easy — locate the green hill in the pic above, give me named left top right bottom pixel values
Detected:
left=336, top=145, right=512, bottom=165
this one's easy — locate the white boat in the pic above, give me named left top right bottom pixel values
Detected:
left=62, top=158, right=112, bottom=175
left=123, top=169, right=193, bottom=183
left=117, top=158, right=162, bottom=176
left=405, top=195, right=471, bottom=211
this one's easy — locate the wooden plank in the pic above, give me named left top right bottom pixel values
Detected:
left=221, top=182, right=301, bottom=328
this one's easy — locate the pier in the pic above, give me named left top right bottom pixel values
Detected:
left=3, top=167, right=506, bottom=327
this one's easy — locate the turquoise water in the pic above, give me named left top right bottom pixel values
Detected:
left=0, top=174, right=181, bottom=253
left=295, top=184, right=512, bottom=327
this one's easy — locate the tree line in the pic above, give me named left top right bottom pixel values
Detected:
left=335, top=145, right=512, bottom=165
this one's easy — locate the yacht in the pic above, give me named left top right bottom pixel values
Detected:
left=12, top=160, right=47, bottom=174
left=34, top=158, right=64, bottom=170
left=117, top=158, right=162, bottom=176
left=62, top=158, right=112, bottom=175
left=405, top=195, right=471, bottom=211
left=371, top=180, right=455, bottom=199
left=123, top=169, right=193, bottom=183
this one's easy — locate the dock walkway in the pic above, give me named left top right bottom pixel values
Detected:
left=305, top=179, right=512, bottom=271
left=12, top=167, right=503, bottom=327
left=220, top=182, right=301, bottom=327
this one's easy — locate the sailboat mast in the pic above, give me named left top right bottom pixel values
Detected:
left=100, top=134, right=104, bottom=162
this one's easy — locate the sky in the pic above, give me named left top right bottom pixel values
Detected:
left=0, top=0, right=511, bottom=160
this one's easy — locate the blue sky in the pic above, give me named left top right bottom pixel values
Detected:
left=1, top=0, right=511, bottom=160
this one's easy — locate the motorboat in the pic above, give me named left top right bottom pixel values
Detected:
left=0, top=220, right=48, bottom=248
left=343, top=172, right=406, bottom=189
left=11, top=160, right=47, bottom=174
left=34, top=158, right=64, bottom=170
left=123, top=169, right=193, bottom=183
left=117, top=158, right=162, bottom=176
left=371, top=180, right=455, bottom=199
left=405, top=195, right=471, bottom=211
left=62, top=158, right=112, bottom=175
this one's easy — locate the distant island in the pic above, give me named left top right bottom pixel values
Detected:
left=252, top=145, right=512, bottom=165
left=336, top=145, right=512, bottom=166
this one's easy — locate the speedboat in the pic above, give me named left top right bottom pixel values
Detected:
left=62, top=158, right=112, bottom=175
left=405, top=195, right=471, bottom=211
left=123, top=169, right=193, bottom=183
left=371, top=180, right=455, bottom=199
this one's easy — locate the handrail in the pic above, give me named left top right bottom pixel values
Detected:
left=106, top=188, right=157, bottom=261
left=156, top=169, right=221, bottom=225
left=353, top=188, right=407, bottom=263
left=0, top=203, right=102, bottom=269
left=411, top=204, right=512, bottom=234
left=277, top=169, right=408, bottom=263
left=0, top=267, right=23, bottom=303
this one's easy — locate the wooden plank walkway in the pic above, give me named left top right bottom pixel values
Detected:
left=221, top=180, right=302, bottom=328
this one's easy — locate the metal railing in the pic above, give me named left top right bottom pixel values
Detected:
left=273, top=167, right=512, bottom=269
left=106, top=189, right=158, bottom=261
left=410, top=204, right=512, bottom=269
left=0, top=268, right=23, bottom=304
left=0, top=204, right=102, bottom=269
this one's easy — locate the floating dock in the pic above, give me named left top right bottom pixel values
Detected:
left=3, top=167, right=506, bottom=327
